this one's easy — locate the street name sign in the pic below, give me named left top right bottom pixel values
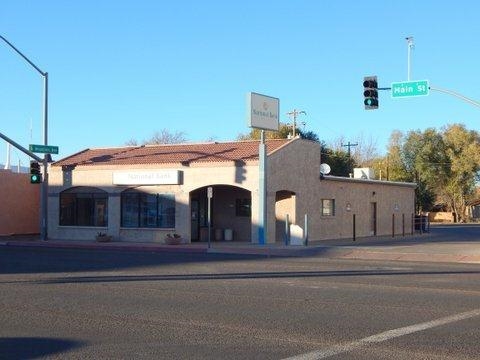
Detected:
left=29, top=144, right=59, bottom=154
left=391, top=80, right=429, bottom=98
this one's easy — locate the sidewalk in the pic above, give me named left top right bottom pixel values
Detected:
left=1, top=225, right=480, bottom=264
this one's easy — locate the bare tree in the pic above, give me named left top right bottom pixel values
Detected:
left=351, top=133, right=379, bottom=167
left=145, top=129, right=187, bottom=144
left=124, top=138, right=139, bottom=146
left=125, top=129, right=187, bottom=146
left=327, top=133, right=379, bottom=168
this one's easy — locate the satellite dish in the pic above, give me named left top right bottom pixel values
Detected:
left=320, top=163, right=331, bottom=175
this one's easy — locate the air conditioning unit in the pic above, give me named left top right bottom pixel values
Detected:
left=353, top=167, right=374, bottom=180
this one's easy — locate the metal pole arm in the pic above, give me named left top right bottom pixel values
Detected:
left=0, top=132, right=43, bottom=162
left=0, top=35, right=46, bottom=76
left=429, top=86, right=480, bottom=108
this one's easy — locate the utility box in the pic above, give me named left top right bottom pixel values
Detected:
left=354, top=168, right=375, bottom=180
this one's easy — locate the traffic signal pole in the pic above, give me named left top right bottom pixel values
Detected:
left=365, top=38, right=480, bottom=110
left=1, top=35, right=49, bottom=240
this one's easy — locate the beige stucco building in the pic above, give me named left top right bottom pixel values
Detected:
left=47, top=138, right=416, bottom=244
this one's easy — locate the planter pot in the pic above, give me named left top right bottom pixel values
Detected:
left=164, top=237, right=182, bottom=245
left=96, top=235, right=112, bottom=242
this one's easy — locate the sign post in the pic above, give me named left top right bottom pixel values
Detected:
left=246, top=92, right=279, bottom=245
left=207, top=186, right=213, bottom=249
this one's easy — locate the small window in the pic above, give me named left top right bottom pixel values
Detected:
left=321, top=199, right=335, bottom=216
left=236, top=198, right=251, bottom=217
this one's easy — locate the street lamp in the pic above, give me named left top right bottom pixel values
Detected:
left=0, top=35, right=49, bottom=240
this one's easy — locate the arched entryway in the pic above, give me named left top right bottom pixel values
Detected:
left=190, top=185, right=251, bottom=242
left=275, top=190, right=296, bottom=242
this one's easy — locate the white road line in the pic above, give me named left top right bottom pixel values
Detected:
left=283, top=308, right=480, bottom=360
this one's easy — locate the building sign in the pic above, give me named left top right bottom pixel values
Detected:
left=246, top=92, right=280, bottom=131
left=113, top=170, right=181, bottom=185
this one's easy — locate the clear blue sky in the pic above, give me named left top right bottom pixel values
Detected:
left=1, top=1, right=479, bottom=167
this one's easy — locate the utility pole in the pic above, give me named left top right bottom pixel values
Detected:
left=286, top=109, right=306, bottom=137
left=342, top=141, right=358, bottom=175
left=342, top=141, right=358, bottom=158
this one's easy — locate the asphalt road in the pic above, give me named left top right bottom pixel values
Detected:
left=1, top=247, right=479, bottom=359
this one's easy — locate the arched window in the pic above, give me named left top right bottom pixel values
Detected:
left=121, top=189, right=175, bottom=228
left=59, top=187, right=108, bottom=226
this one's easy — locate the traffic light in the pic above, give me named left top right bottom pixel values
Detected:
left=30, top=161, right=42, bottom=184
left=363, top=75, right=378, bottom=110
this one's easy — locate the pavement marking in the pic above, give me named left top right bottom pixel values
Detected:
left=283, top=308, right=480, bottom=360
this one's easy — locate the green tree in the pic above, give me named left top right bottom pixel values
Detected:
left=441, top=124, right=480, bottom=222
left=385, top=130, right=410, bottom=182
left=392, top=124, right=480, bottom=219
left=371, top=131, right=409, bottom=182
left=402, top=128, right=449, bottom=212
left=321, top=142, right=356, bottom=177
left=237, top=123, right=318, bottom=141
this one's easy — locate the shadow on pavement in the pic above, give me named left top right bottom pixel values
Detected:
left=0, top=337, right=84, bottom=360
left=0, top=246, right=264, bottom=275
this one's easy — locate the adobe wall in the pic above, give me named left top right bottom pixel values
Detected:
left=0, top=170, right=40, bottom=235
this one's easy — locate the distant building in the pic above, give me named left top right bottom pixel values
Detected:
left=0, top=169, right=40, bottom=235
left=48, top=138, right=416, bottom=243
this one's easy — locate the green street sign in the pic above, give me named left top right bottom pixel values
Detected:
left=29, top=144, right=59, bottom=154
left=391, top=80, right=429, bottom=98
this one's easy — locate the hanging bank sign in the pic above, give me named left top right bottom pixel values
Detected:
left=246, top=92, right=280, bottom=131
left=113, top=170, right=181, bottom=185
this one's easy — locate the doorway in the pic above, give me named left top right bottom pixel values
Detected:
left=275, top=191, right=296, bottom=242
left=190, top=185, right=251, bottom=242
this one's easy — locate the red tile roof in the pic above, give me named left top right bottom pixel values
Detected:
left=53, top=139, right=292, bottom=167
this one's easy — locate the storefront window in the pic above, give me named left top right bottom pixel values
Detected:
left=321, top=199, right=335, bottom=216
left=121, top=190, right=175, bottom=228
left=59, top=187, right=108, bottom=226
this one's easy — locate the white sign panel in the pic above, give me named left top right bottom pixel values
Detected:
left=113, top=170, right=181, bottom=185
left=246, top=92, right=279, bottom=131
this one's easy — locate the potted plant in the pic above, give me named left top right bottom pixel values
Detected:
left=95, top=232, right=112, bottom=242
left=164, top=233, right=182, bottom=245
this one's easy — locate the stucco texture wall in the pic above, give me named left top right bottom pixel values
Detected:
left=266, top=139, right=416, bottom=241
left=0, top=170, right=40, bottom=235
left=48, top=162, right=259, bottom=242
left=312, top=178, right=415, bottom=240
